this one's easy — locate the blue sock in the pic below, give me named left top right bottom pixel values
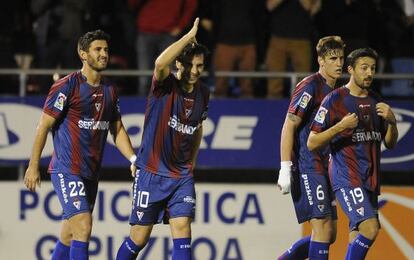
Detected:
left=348, top=234, right=373, bottom=260
left=308, top=241, right=329, bottom=260
left=116, top=237, right=142, bottom=260
left=70, top=240, right=89, bottom=260
left=172, top=238, right=191, bottom=260
left=278, top=236, right=310, bottom=259
left=51, top=240, right=70, bottom=260
left=345, top=243, right=352, bottom=260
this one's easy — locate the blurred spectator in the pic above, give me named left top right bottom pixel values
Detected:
left=315, top=0, right=377, bottom=56
left=376, top=0, right=414, bottom=97
left=210, top=0, right=262, bottom=98
left=91, top=0, right=137, bottom=95
left=265, top=0, right=320, bottom=98
left=32, top=0, right=88, bottom=68
left=129, top=0, right=197, bottom=96
left=0, top=0, right=34, bottom=94
left=31, top=0, right=89, bottom=92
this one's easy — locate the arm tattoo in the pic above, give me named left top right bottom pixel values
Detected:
left=287, top=113, right=300, bottom=122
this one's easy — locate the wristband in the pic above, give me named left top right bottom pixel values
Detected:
left=280, top=161, right=293, bottom=168
left=129, top=155, right=137, bottom=164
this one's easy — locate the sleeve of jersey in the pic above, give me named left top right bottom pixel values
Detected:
left=373, top=93, right=388, bottom=136
left=111, top=87, right=122, bottom=122
left=42, top=79, right=71, bottom=119
left=310, top=95, right=334, bottom=133
left=287, top=82, right=315, bottom=118
left=151, top=74, right=173, bottom=98
left=201, top=85, right=210, bottom=122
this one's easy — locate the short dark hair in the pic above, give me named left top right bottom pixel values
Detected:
left=176, top=43, right=209, bottom=65
left=316, top=36, right=345, bottom=58
left=346, top=48, right=378, bottom=68
left=78, top=30, right=110, bottom=52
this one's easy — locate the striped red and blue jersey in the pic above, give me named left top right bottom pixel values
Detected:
left=136, top=73, right=210, bottom=178
left=288, top=72, right=333, bottom=175
left=310, top=86, right=387, bottom=194
left=43, top=71, right=121, bottom=180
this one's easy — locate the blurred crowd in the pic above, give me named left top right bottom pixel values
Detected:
left=1, top=0, right=414, bottom=98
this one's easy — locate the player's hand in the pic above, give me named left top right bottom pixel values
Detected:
left=338, top=113, right=358, bottom=132
left=277, top=161, right=292, bottom=194
left=24, top=166, right=41, bottom=192
left=376, top=102, right=396, bottom=125
left=130, top=164, right=137, bottom=177
left=129, top=154, right=137, bottom=177
left=186, top=17, right=199, bottom=43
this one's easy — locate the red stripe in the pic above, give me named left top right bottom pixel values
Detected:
left=68, top=84, right=82, bottom=174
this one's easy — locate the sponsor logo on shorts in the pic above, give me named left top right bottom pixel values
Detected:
left=183, top=196, right=195, bottom=204
left=340, top=188, right=352, bottom=212
left=58, top=173, right=68, bottom=204
left=301, top=174, right=313, bottom=205
left=54, top=92, right=67, bottom=111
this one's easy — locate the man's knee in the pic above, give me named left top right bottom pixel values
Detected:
left=170, top=217, right=192, bottom=238
left=358, top=218, right=380, bottom=240
left=311, top=218, right=336, bottom=243
left=130, top=224, right=153, bottom=247
left=69, top=213, right=93, bottom=241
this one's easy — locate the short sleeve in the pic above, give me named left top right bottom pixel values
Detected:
left=151, top=74, right=173, bottom=98
left=310, top=94, right=334, bottom=133
left=43, top=79, right=72, bottom=119
left=111, top=86, right=121, bottom=122
left=200, top=84, right=210, bottom=122
left=288, top=82, right=316, bottom=119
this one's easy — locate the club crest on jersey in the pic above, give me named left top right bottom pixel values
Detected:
left=299, top=92, right=312, bottom=109
left=54, top=92, right=67, bottom=111
left=356, top=207, right=365, bottom=216
left=315, top=106, right=328, bottom=124
left=137, top=211, right=144, bottom=220
left=73, top=200, right=81, bottom=210
left=185, top=109, right=192, bottom=118
left=95, top=103, right=101, bottom=112
left=318, top=204, right=325, bottom=212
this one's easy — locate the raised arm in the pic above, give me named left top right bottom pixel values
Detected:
left=266, top=0, right=284, bottom=11
left=376, top=102, right=398, bottom=149
left=307, top=113, right=358, bottom=151
left=24, top=113, right=56, bottom=192
left=277, top=113, right=302, bottom=194
left=154, top=18, right=199, bottom=82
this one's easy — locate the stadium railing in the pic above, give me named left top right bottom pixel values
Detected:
left=0, top=68, right=414, bottom=97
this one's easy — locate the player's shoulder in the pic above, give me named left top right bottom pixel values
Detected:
left=198, top=80, right=210, bottom=97
left=295, top=73, right=322, bottom=92
left=368, top=89, right=383, bottom=103
left=49, top=71, right=80, bottom=92
left=322, top=85, right=347, bottom=103
left=100, top=76, right=118, bottom=91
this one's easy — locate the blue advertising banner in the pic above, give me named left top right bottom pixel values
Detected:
left=0, top=97, right=413, bottom=171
